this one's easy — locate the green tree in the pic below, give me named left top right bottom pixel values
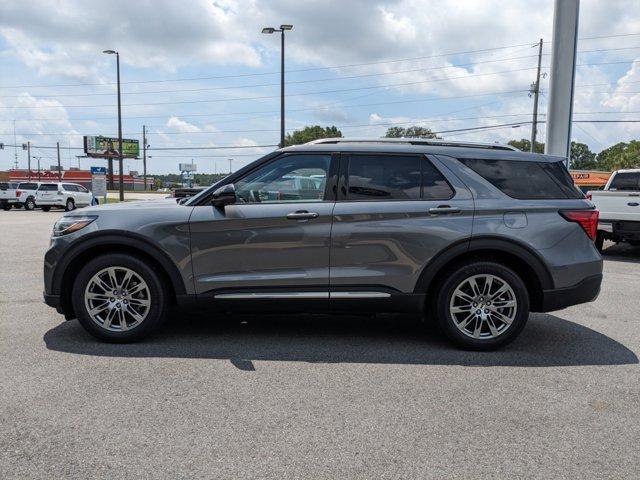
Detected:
left=284, top=125, right=342, bottom=146
left=384, top=126, right=441, bottom=139
left=569, top=141, right=597, bottom=170
left=596, top=141, right=640, bottom=170
left=507, top=138, right=545, bottom=153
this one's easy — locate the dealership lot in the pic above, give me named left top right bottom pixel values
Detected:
left=1, top=210, right=639, bottom=479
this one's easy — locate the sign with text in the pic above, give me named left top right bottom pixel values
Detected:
left=84, top=136, right=139, bottom=158
left=90, top=166, right=107, bottom=197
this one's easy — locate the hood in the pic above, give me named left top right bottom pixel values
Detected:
left=69, top=198, right=183, bottom=215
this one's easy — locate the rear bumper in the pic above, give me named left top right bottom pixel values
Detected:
left=0, top=198, right=17, bottom=205
left=539, top=274, right=602, bottom=312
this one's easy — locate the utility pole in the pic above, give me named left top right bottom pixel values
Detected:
left=228, top=158, right=233, bottom=174
left=143, top=125, right=147, bottom=191
left=13, top=120, right=18, bottom=170
left=56, top=142, right=62, bottom=181
left=530, top=38, right=544, bottom=153
left=27, top=141, right=31, bottom=180
left=36, top=156, right=41, bottom=180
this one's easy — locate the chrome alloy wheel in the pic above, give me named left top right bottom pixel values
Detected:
left=84, top=266, right=151, bottom=332
left=449, top=274, right=517, bottom=339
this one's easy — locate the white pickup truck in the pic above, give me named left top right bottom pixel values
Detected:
left=0, top=182, right=19, bottom=210
left=588, top=169, right=640, bottom=251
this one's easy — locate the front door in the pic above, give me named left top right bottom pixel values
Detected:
left=189, top=153, right=337, bottom=304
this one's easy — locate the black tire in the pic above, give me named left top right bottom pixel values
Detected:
left=24, top=197, right=36, bottom=211
left=433, top=261, right=530, bottom=351
left=1, top=204, right=10, bottom=211
left=41, top=206, right=51, bottom=212
left=65, top=198, right=75, bottom=211
left=595, top=231, right=605, bottom=253
left=71, top=253, right=169, bottom=342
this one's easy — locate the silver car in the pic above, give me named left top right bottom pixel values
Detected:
left=43, top=139, right=602, bottom=349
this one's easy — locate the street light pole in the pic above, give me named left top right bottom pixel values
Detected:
left=143, top=125, right=147, bottom=191
left=103, top=49, right=125, bottom=201
left=262, top=24, right=293, bottom=148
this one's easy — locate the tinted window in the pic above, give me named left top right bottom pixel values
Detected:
left=38, top=184, right=58, bottom=191
left=18, top=183, right=38, bottom=190
left=347, top=154, right=421, bottom=200
left=0, top=182, right=11, bottom=190
left=76, top=185, right=88, bottom=193
left=609, top=172, right=640, bottom=191
left=62, top=184, right=77, bottom=192
left=458, top=158, right=583, bottom=199
left=422, top=159, right=454, bottom=200
left=235, top=154, right=330, bottom=203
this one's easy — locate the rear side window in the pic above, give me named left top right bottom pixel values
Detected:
left=18, top=183, right=38, bottom=190
left=347, top=154, right=421, bottom=200
left=458, top=159, right=583, bottom=199
left=62, top=184, right=77, bottom=192
left=38, top=184, right=58, bottom=191
left=422, top=159, right=454, bottom=200
left=609, top=172, right=640, bottom=191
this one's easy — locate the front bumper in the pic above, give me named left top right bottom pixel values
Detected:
left=539, top=274, right=602, bottom=312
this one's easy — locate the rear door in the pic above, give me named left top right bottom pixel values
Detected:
left=37, top=183, right=58, bottom=202
left=329, top=153, right=473, bottom=297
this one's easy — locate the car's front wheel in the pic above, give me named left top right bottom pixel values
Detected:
left=24, top=197, right=35, bottom=210
left=434, top=261, right=529, bottom=350
left=71, top=253, right=168, bottom=342
left=65, top=198, right=75, bottom=211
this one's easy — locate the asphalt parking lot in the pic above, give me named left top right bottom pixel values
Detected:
left=1, top=209, right=639, bottom=479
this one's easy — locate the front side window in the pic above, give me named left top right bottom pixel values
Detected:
left=234, top=154, right=330, bottom=203
left=347, top=154, right=421, bottom=200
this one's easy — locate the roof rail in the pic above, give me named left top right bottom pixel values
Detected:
left=305, top=137, right=520, bottom=151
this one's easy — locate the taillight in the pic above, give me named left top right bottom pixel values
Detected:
left=560, top=209, right=599, bottom=241
left=16, top=190, right=21, bottom=197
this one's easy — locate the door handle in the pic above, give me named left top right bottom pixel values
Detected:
left=428, top=205, right=461, bottom=215
left=286, top=210, right=319, bottom=220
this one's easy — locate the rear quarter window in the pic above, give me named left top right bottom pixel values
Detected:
left=609, top=172, right=640, bottom=191
left=458, top=158, right=584, bottom=200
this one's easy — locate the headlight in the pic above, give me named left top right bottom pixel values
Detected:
left=52, top=215, right=97, bottom=237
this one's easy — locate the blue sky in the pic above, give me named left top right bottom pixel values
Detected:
left=1, top=0, right=639, bottom=174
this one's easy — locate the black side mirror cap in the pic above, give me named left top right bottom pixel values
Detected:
left=211, top=183, right=237, bottom=208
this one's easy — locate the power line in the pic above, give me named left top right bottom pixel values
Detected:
left=2, top=32, right=639, bottom=90
left=3, top=46, right=640, bottom=100
left=2, top=59, right=637, bottom=110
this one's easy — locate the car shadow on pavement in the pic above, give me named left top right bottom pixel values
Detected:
left=601, top=243, right=640, bottom=264
left=43, top=312, right=638, bottom=369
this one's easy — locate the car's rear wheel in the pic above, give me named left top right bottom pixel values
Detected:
left=65, top=198, right=75, bottom=211
left=24, top=197, right=35, bottom=211
left=71, top=253, right=168, bottom=342
left=434, top=261, right=529, bottom=350
left=1, top=204, right=10, bottom=211
left=41, top=206, right=51, bottom=212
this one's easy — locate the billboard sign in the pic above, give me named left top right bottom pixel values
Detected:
left=90, top=166, right=108, bottom=198
left=179, top=163, right=197, bottom=172
left=84, top=136, right=139, bottom=158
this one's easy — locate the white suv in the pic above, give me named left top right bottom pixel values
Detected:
left=36, top=182, right=93, bottom=211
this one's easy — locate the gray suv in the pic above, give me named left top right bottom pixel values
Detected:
left=43, top=139, right=602, bottom=349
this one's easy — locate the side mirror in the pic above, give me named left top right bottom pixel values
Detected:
left=211, top=183, right=237, bottom=208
